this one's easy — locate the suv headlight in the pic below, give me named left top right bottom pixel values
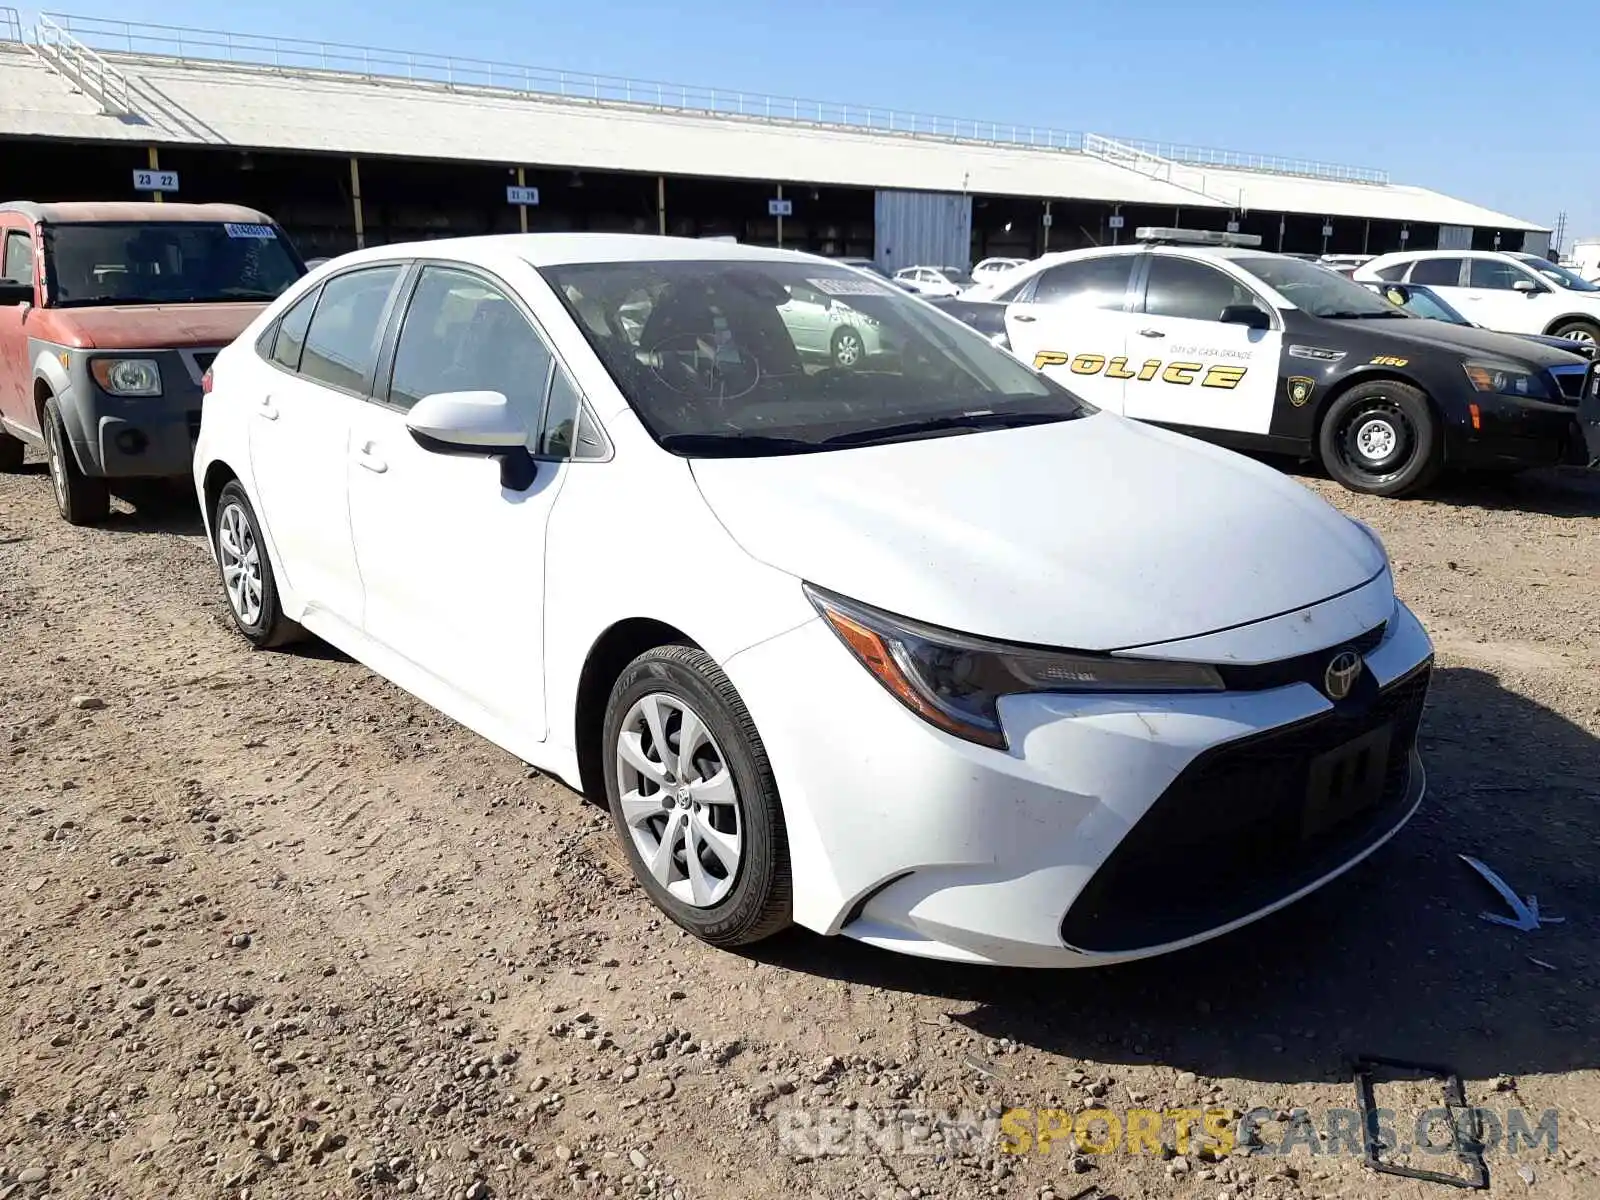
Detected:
left=1462, top=361, right=1548, bottom=399
left=806, top=585, right=1223, bottom=750
left=91, top=358, right=162, bottom=396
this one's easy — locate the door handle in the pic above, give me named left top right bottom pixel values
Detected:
left=1013, top=313, right=1037, bottom=323
left=257, top=394, right=278, bottom=420
left=1137, top=328, right=1166, bottom=338
left=354, top=444, right=387, bottom=474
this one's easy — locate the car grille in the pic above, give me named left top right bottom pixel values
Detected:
left=1059, top=659, right=1432, bottom=954
left=1214, top=621, right=1387, bottom=692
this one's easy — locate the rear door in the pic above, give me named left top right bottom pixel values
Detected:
left=248, top=263, right=404, bottom=629
left=1120, top=253, right=1281, bottom=435
left=1001, top=254, right=1138, bottom=413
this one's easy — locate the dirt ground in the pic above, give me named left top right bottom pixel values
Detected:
left=1, top=449, right=1597, bottom=1200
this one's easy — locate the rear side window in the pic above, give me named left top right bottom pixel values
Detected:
left=269, top=286, right=319, bottom=372
left=1029, top=256, right=1134, bottom=308
left=1408, top=258, right=1462, bottom=286
left=1142, top=256, right=1261, bottom=322
left=298, top=266, right=403, bottom=393
left=2, top=230, right=34, bottom=285
left=1372, top=263, right=1408, bottom=281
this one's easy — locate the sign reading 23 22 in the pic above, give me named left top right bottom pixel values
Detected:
left=1033, top=351, right=1248, bottom=390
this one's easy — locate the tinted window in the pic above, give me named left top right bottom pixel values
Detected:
left=1408, top=258, right=1463, bottom=286
left=388, top=267, right=553, bottom=433
left=1030, top=257, right=1133, bottom=308
left=299, top=266, right=402, bottom=393
left=2, top=231, right=34, bottom=285
left=1468, top=258, right=1535, bottom=289
left=270, top=286, right=318, bottom=371
left=1372, top=263, right=1408, bottom=281
left=1143, top=256, right=1262, bottom=322
left=44, top=221, right=302, bottom=307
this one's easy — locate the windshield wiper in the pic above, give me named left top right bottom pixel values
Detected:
left=659, top=432, right=824, bottom=457
left=820, top=409, right=1073, bottom=448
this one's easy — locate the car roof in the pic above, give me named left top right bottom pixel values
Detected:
left=309, top=233, right=862, bottom=273
left=0, top=201, right=277, bottom=225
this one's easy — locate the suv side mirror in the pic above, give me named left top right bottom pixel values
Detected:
left=1219, top=303, right=1271, bottom=330
left=0, top=281, right=33, bottom=305
left=1512, top=278, right=1542, bottom=294
left=406, top=390, right=537, bottom=491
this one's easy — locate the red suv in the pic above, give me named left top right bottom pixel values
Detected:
left=0, top=202, right=306, bottom=523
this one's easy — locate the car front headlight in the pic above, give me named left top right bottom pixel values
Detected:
left=805, top=584, right=1224, bottom=750
left=91, top=358, right=162, bottom=396
left=1462, top=361, right=1548, bottom=399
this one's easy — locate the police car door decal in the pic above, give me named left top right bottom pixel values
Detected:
left=1002, top=301, right=1132, bottom=415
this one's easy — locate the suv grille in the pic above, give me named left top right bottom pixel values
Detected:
left=1060, top=660, right=1432, bottom=954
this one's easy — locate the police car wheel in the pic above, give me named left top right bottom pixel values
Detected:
left=1318, top=381, right=1441, bottom=497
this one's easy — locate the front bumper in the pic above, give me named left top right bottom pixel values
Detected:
left=68, top=349, right=213, bottom=478
left=722, top=587, right=1434, bottom=968
left=1443, top=391, right=1588, bottom=471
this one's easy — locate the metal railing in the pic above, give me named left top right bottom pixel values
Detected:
left=1, top=7, right=23, bottom=42
left=32, top=13, right=133, bottom=114
left=1082, top=133, right=1244, bottom=208
left=36, top=12, right=1390, bottom=186
left=1110, top=136, right=1388, bottom=185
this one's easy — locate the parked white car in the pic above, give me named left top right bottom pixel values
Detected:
left=195, top=234, right=1433, bottom=968
left=892, top=265, right=973, bottom=296
left=776, top=280, right=884, bottom=367
left=971, top=256, right=1029, bottom=285
left=1356, top=250, right=1600, bottom=346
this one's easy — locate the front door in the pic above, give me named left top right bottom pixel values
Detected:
left=0, top=225, right=38, bottom=430
left=1457, top=256, right=1549, bottom=335
left=1002, top=253, right=1138, bottom=413
left=248, top=263, right=403, bottom=627
left=346, top=263, right=571, bottom=739
left=1120, top=253, right=1281, bottom=435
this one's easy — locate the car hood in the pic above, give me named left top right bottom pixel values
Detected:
left=690, top=414, right=1385, bottom=651
left=1364, top=316, right=1591, bottom=367
left=42, top=302, right=268, bottom=350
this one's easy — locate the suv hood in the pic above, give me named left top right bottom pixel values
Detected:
left=44, top=302, right=268, bottom=350
left=1364, top=316, right=1591, bottom=368
left=690, top=414, right=1384, bottom=651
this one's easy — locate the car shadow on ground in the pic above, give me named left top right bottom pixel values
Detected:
left=1275, top=455, right=1600, bottom=518
left=100, top=480, right=209, bottom=537
left=751, top=666, right=1598, bottom=1085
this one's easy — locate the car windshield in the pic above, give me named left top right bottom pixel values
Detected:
left=1387, top=285, right=1467, bottom=324
left=1232, top=254, right=1403, bottom=318
left=540, top=258, right=1091, bottom=455
left=1513, top=254, right=1600, bottom=292
left=44, top=221, right=305, bottom=307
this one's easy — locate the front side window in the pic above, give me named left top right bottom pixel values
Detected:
left=42, top=221, right=304, bottom=307
left=1469, top=258, right=1540, bottom=290
left=2, top=230, right=34, bottom=285
left=1407, top=257, right=1463, bottom=286
left=298, top=266, right=403, bottom=393
left=387, top=266, right=555, bottom=441
left=1143, top=256, right=1265, bottom=322
left=1029, top=256, right=1134, bottom=309
left=540, top=258, right=1089, bottom=456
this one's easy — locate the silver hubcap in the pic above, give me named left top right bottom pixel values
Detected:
left=835, top=332, right=862, bottom=365
left=217, top=502, right=264, bottom=627
left=615, top=693, right=741, bottom=908
left=44, top=421, right=67, bottom=510
left=1562, top=327, right=1596, bottom=345
left=1355, top=417, right=1397, bottom=462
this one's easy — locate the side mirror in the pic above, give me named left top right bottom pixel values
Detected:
left=406, top=390, right=537, bottom=490
left=0, top=281, right=33, bottom=306
left=1219, top=304, right=1271, bottom=330
left=1382, top=284, right=1412, bottom=306
left=1512, top=278, right=1542, bottom=294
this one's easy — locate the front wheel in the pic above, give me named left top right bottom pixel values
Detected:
left=42, top=397, right=109, bottom=525
left=1317, top=381, right=1442, bottom=497
left=602, top=645, right=791, bottom=948
left=213, top=481, right=304, bottom=648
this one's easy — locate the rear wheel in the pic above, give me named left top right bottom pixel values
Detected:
left=213, top=481, right=304, bottom=648
left=1548, top=317, right=1600, bottom=346
left=831, top=326, right=865, bottom=368
left=0, top=428, right=23, bottom=472
left=602, top=645, right=791, bottom=948
left=1318, top=380, right=1442, bottom=497
left=42, top=397, right=109, bottom=525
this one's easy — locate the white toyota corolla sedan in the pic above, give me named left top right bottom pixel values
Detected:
left=194, top=234, right=1434, bottom=968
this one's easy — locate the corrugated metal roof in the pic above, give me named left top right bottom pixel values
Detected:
left=0, top=43, right=1546, bottom=233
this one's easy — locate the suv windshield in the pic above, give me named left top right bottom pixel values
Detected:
left=540, top=258, right=1090, bottom=455
left=44, top=221, right=305, bottom=307
left=1232, top=254, right=1403, bottom=318
left=1513, top=254, right=1600, bottom=292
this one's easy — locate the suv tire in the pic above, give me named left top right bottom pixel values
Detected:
left=42, top=397, right=110, bottom=525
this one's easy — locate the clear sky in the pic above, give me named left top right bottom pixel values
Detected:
left=47, top=0, right=1598, bottom=247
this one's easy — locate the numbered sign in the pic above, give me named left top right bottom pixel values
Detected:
left=506, top=185, right=540, bottom=206
left=1042, top=213, right=1053, bottom=228
left=1322, top=223, right=1334, bottom=237
left=1107, top=215, right=1125, bottom=230
left=1226, top=221, right=1240, bottom=233
left=767, top=198, right=793, bottom=217
left=133, top=169, right=179, bottom=193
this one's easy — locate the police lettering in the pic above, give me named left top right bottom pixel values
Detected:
left=1031, top=351, right=1248, bottom=390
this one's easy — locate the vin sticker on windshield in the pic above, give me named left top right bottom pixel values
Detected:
left=808, top=277, right=890, bottom=297
left=224, top=223, right=277, bottom=239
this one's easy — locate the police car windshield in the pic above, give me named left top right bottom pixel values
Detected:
left=1513, top=255, right=1600, bottom=292
left=540, top=259, right=1090, bottom=456
left=1392, top=287, right=1467, bottom=324
left=1233, top=255, right=1403, bottom=319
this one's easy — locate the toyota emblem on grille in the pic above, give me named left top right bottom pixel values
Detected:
left=1324, top=650, right=1363, bottom=700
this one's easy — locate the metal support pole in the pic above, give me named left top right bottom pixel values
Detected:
left=147, top=146, right=162, bottom=204
left=776, top=183, right=783, bottom=248
left=657, top=176, right=666, bottom=236
left=350, top=157, right=365, bottom=250
left=517, top=167, right=528, bottom=234
left=1363, top=218, right=1370, bottom=255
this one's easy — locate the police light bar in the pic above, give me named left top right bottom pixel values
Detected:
left=1135, top=227, right=1263, bottom=248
